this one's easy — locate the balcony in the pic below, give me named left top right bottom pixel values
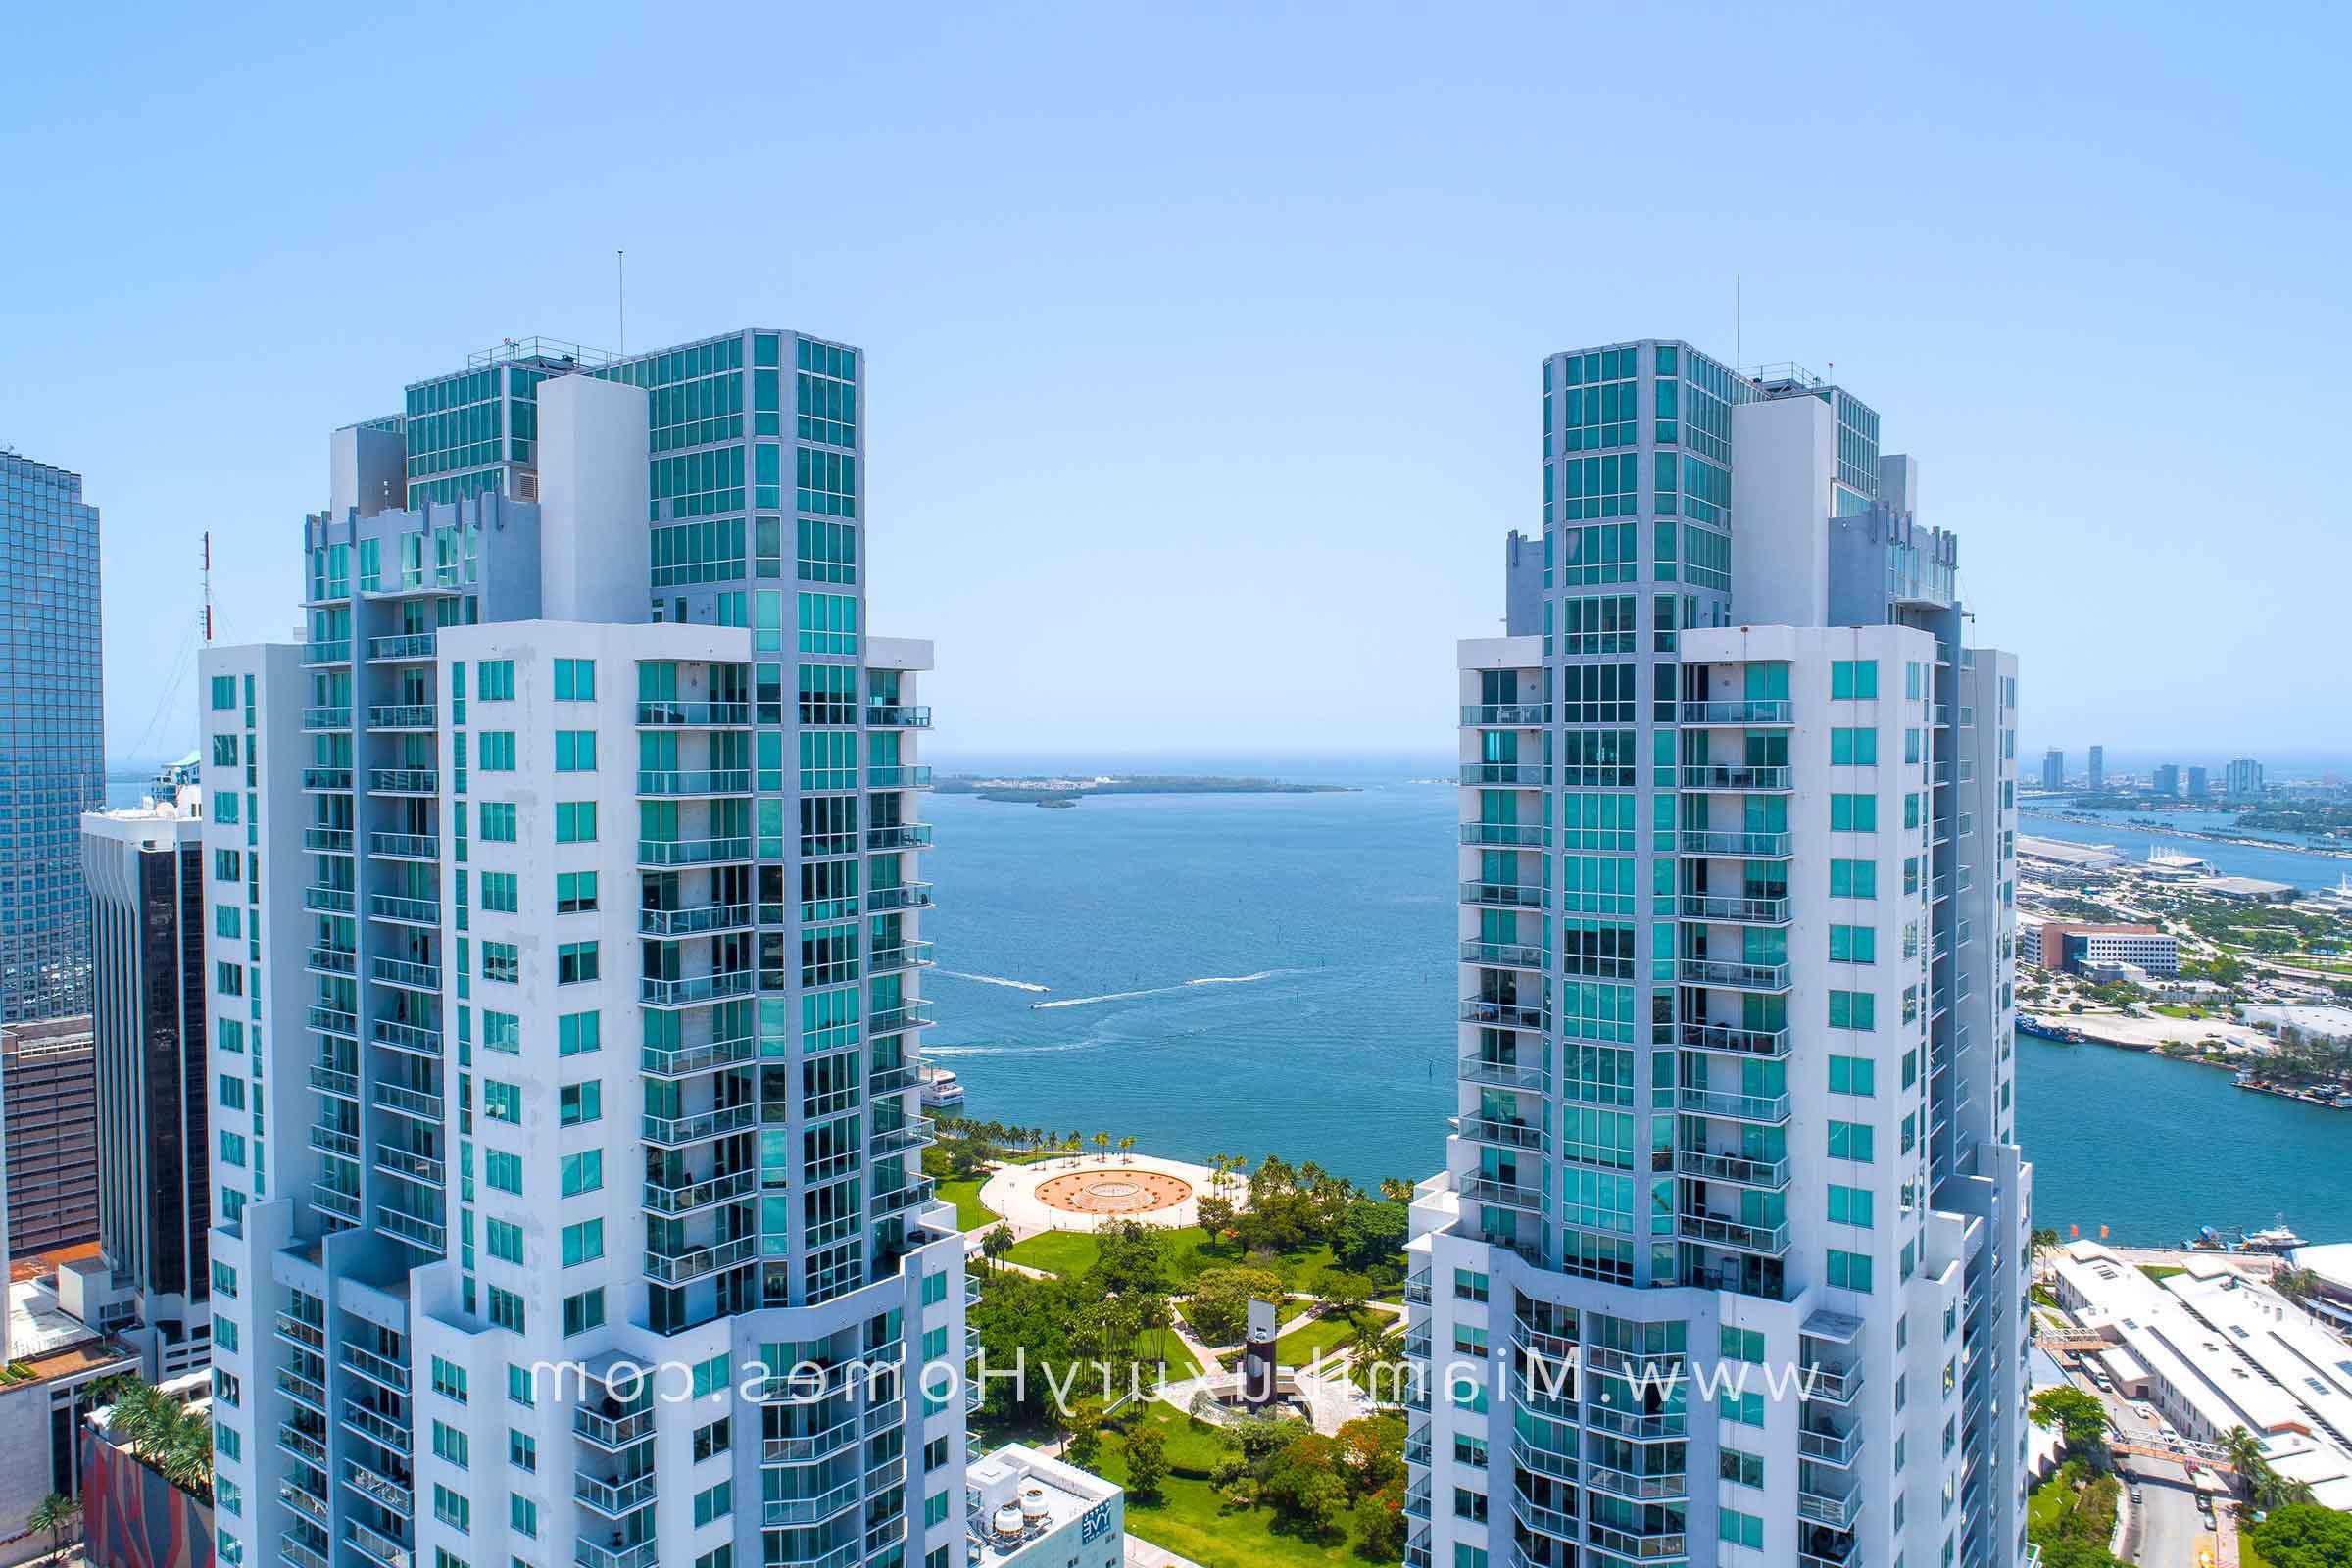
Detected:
left=365, top=631, right=436, bottom=662
left=635, top=835, right=754, bottom=868
left=301, top=705, right=352, bottom=731
left=370, top=956, right=441, bottom=992
left=1461, top=880, right=1548, bottom=911
left=873, top=1178, right=937, bottom=1215
left=276, top=1423, right=328, bottom=1469
left=1677, top=893, right=1788, bottom=924
left=574, top=1469, right=658, bottom=1519
left=345, top=1522, right=411, bottom=1568
left=869, top=1063, right=919, bottom=1094
left=1674, top=1148, right=1790, bottom=1189
left=642, top=1103, right=758, bottom=1147
left=1679, top=763, right=1792, bottom=791
left=366, top=704, right=436, bottom=730
left=307, top=945, right=358, bottom=976
left=1460, top=821, right=1549, bottom=848
left=636, top=768, right=753, bottom=797
left=636, top=700, right=752, bottom=727
left=870, top=1118, right=936, bottom=1157
left=870, top=940, right=935, bottom=974
left=574, top=1542, right=658, bottom=1568
left=867, top=882, right=935, bottom=912
left=866, top=704, right=932, bottom=728
left=277, top=1366, right=330, bottom=1414
left=1508, top=1492, right=1579, bottom=1544
left=374, top=1146, right=445, bottom=1188
left=1459, top=1116, right=1547, bottom=1153
left=573, top=1405, right=654, bottom=1450
left=368, top=832, right=438, bottom=860
left=867, top=765, right=935, bottom=789
left=1681, top=699, right=1792, bottom=725
left=1459, top=1054, right=1548, bottom=1092
left=309, top=1064, right=360, bottom=1099
left=638, top=903, right=755, bottom=939
left=761, top=1414, right=861, bottom=1464
left=343, top=1453, right=413, bottom=1515
left=1458, top=1175, right=1547, bottom=1214
left=373, top=1207, right=444, bottom=1252
left=341, top=1399, right=410, bottom=1457
left=1674, top=1087, right=1791, bottom=1124
left=368, top=888, right=439, bottom=926
left=368, top=768, right=438, bottom=795
left=1800, top=1422, right=1864, bottom=1466
left=1461, top=703, right=1549, bottom=727
left=760, top=1477, right=862, bottom=1528
left=341, top=1342, right=413, bottom=1394
left=1586, top=1465, right=1690, bottom=1503
left=638, top=969, right=755, bottom=1007
left=301, top=767, right=354, bottom=792
left=308, top=1004, right=359, bottom=1037
left=1585, top=1522, right=1689, bottom=1563
left=1799, top=1477, right=1863, bottom=1529
left=1675, top=957, right=1790, bottom=993
left=1801, top=1362, right=1864, bottom=1403
left=371, top=1017, right=441, bottom=1056
left=1460, top=998, right=1547, bottom=1031
left=865, top=823, right=934, bottom=851
left=1462, top=939, right=1548, bottom=971
left=1673, top=1022, right=1789, bottom=1058
left=642, top=1169, right=757, bottom=1214
left=1678, top=829, right=1792, bottom=858
left=304, top=826, right=355, bottom=853
left=1460, top=762, right=1548, bottom=787
left=1675, top=1212, right=1790, bottom=1255
left=371, top=1082, right=444, bottom=1121
left=308, top=1124, right=360, bottom=1160
left=645, top=1234, right=758, bottom=1285
left=642, top=1033, right=757, bottom=1077
left=304, top=885, right=358, bottom=915
left=300, top=638, right=351, bottom=665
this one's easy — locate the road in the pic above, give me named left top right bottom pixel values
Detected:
left=2070, top=1366, right=2216, bottom=1568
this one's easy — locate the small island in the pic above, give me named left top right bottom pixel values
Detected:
left=936, top=773, right=1356, bottom=807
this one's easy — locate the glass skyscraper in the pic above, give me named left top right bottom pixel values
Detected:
left=0, top=451, right=105, bottom=1023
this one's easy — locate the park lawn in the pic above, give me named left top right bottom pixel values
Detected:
left=937, top=1176, right=998, bottom=1232
left=2028, top=1472, right=2073, bottom=1536
left=2152, top=1004, right=2206, bottom=1019
left=1274, top=1312, right=1361, bottom=1366
left=2240, top=1533, right=2273, bottom=1568
left=1004, top=1229, right=1106, bottom=1275
left=1102, top=1406, right=1360, bottom=1568
left=1005, top=1226, right=1341, bottom=1293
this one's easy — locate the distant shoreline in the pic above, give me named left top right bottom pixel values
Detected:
left=936, top=773, right=1357, bottom=807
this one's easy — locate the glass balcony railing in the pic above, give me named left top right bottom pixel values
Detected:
left=636, top=769, right=753, bottom=797
left=638, top=903, right=754, bottom=937
left=865, top=823, right=933, bottom=850
left=366, top=704, right=436, bottom=729
left=1459, top=1116, right=1547, bottom=1152
left=1462, top=939, right=1548, bottom=970
left=1460, top=998, right=1547, bottom=1031
left=1674, top=1149, right=1789, bottom=1189
left=1676, top=1212, right=1790, bottom=1255
left=635, top=700, right=752, bottom=727
left=1672, top=1022, right=1789, bottom=1058
left=1462, top=880, right=1549, bottom=910
left=869, top=941, right=935, bottom=974
left=635, top=836, right=754, bottom=867
left=368, top=768, right=438, bottom=795
left=370, top=956, right=441, bottom=991
left=1681, top=699, right=1792, bottom=725
left=1675, top=958, right=1790, bottom=992
left=1459, top=1054, right=1548, bottom=1092
left=301, top=767, right=354, bottom=792
left=869, top=1001, right=935, bottom=1035
left=641, top=1170, right=757, bottom=1214
left=638, top=970, right=755, bottom=1006
left=1460, top=822, right=1548, bottom=848
left=641, top=1103, right=758, bottom=1146
left=301, top=706, right=352, bottom=731
left=368, top=893, right=440, bottom=925
left=1461, top=703, right=1550, bottom=727
left=1679, top=829, right=1792, bottom=858
left=644, top=1234, right=758, bottom=1285
left=1460, top=762, right=1548, bottom=787
left=1679, top=763, right=1792, bottom=791
left=365, top=631, right=436, bottom=662
left=1676, top=893, right=1789, bottom=923
left=868, top=764, right=934, bottom=789
left=300, top=639, right=350, bottom=665
left=368, top=832, right=438, bottom=859
left=1675, top=1087, right=1791, bottom=1123
left=1458, top=1175, right=1547, bottom=1214
left=865, top=705, right=932, bottom=728
left=868, top=883, right=934, bottom=912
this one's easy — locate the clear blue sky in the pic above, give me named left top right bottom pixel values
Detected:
left=7, top=4, right=2346, bottom=764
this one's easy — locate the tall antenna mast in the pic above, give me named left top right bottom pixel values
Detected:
left=202, top=531, right=213, bottom=643
left=617, top=249, right=626, bottom=355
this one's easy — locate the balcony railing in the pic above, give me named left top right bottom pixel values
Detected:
left=1801, top=1362, right=1864, bottom=1402
left=645, top=1234, right=759, bottom=1284
left=1460, top=762, right=1549, bottom=787
left=374, top=1146, right=446, bottom=1187
left=865, top=823, right=933, bottom=850
left=1458, top=1175, right=1547, bottom=1214
left=870, top=941, right=935, bottom=974
left=308, top=1004, right=359, bottom=1037
left=1459, top=1054, right=1548, bottom=1092
left=367, top=703, right=436, bottom=729
left=638, top=902, right=754, bottom=937
left=1673, top=1022, right=1789, bottom=1058
left=307, top=945, right=357, bottom=976
left=1798, top=1479, right=1862, bottom=1528
left=1675, top=1087, right=1791, bottom=1123
left=1460, top=998, right=1547, bottom=1031
left=641, top=1033, right=758, bottom=1078
left=642, top=1103, right=759, bottom=1146
left=1799, top=1423, right=1864, bottom=1465
left=636, top=700, right=752, bottom=727
left=1676, top=1212, right=1790, bottom=1255
left=301, top=706, right=352, bottom=731
left=301, top=767, right=354, bottom=792
left=574, top=1469, right=658, bottom=1518
left=368, top=893, right=440, bottom=925
left=366, top=631, right=436, bottom=662
left=304, top=826, right=355, bottom=853
left=574, top=1541, right=658, bottom=1568
left=371, top=956, right=441, bottom=991
left=1462, top=880, right=1549, bottom=910
left=300, top=638, right=350, bottom=664
left=866, top=704, right=932, bottom=728
left=1675, top=957, right=1790, bottom=992
left=1459, top=1116, right=1547, bottom=1152
left=371, top=1082, right=444, bottom=1121
left=867, top=882, right=934, bottom=912
left=368, top=768, right=438, bottom=794
left=1677, top=893, right=1789, bottom=923
left=635, top=836, right=754, bottom=867
left=573, top=1406, right=654, bottom=1450
left=371, top=1017, right=440, bottom=1055
left=1462, top=939, right=1548, bottom=970
left=368, top=832, right=437, bottom=860
left=869, top=764, right=934, bottom=789
left=1681, top=699, right=1792, bottom=725
left=1674, top=1149, right=1789, bottom=1189
left=636, top=768, right=753, bottom=797
left=1460, top=821, right=1548, bottom=848
left=638, top=969, right=755, bottom=1006
left=1679, top=764, right=1792, bottom=791
left=1461, top=703, right=1550, bottom=726
left=1679, top=829, right=1792, bottom=858
left=642, top=1169, right=757, bottom=1214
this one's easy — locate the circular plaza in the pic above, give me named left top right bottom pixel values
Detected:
left=977, top=1152, right=1231, bottom=1236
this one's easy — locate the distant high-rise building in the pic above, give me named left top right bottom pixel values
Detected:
left=2226, top=758, right=2265, bottom=799
left=1420, top=342, right=2028, bottom=1568
left=80, top=760, right=213, bottom=1377
left=2153, top=762, right=2180, bottom=797
left=2087, top=745, right=2104, bottom=791
left=2041, top=749, right=2064, bottom=790
left=2186, top=766, right=2209, bottom=800
left=0, top=453, right=106, bottom=1023
left=207, top=331, right=965, bottom=1568
left=0, top=1015, right=100, bottom=1254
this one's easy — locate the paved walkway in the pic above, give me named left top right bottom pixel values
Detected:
left=979, top=1153, right=1232, bottom=1238
left=1124, top=1534, right=1207, bottom=1568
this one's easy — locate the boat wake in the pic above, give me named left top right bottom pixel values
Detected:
left=1032, top=969, right=1301, bottom=1008
left=935, top=970, right=1051, bottom=994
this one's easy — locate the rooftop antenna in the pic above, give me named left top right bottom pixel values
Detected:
left=616, top=249, right=626, bottom=356
left=202, top=530, right=213, bottom=643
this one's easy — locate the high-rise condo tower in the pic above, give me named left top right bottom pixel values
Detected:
left=1410, top=342, right=2028, bottom=1568
left=203, top=333, right=965, bottom=1568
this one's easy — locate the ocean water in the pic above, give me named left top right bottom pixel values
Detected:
left=920, top=774, right=2352, bottom=1246
left=2020, top=809, right=2349, bottom=891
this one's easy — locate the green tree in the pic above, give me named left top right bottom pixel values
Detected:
left=1064, top=1396, right=1105, bottom=1472
left=1333, top=1198, right=1410, bottom=1276
left=1351, top=1480, right=1407, bottom=1560
left=982, top=1223, right=1016, bottom=1270
left=1261, top=1430, right=1350, bottom=1533
left=2250, top=1502, right=2352, bottom=1568
left=2029, top=1387, right=2111, bottom=1466
left=1318, top=1271, right=1374, bottom=1323
left=1186, top=1266, right=1285, bottom=1345
left=26, top=1494, right=76, bottom=1557
left=1125, top=1424, right=1169, bottom=1500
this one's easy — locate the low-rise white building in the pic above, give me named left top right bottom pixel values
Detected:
left=966, top=1444, right=1123, bottom=1568
left=2049, top=1242, right=2352, bottom=1508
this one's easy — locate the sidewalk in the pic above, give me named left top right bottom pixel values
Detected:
left=1125, top=1534, right=1207, bottom=1568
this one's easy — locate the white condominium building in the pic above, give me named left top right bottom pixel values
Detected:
left=203, top=337, right=967, bottom=1568
left=1413, top=343, right=2029, bottom=1568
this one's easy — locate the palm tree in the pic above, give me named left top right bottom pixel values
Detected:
left=1118, top=1135, right=1137, bottom=1165
left=1379, top=1176, right=1414, bottom=1204
left=2221, top=1425, right=2265, bottom=1499
left=982, top=1224, right=1016, bottom=1272
left=1094, top=1131, right=1111, bottom=1163
left=26, top=1494, right=75, bottom=1558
